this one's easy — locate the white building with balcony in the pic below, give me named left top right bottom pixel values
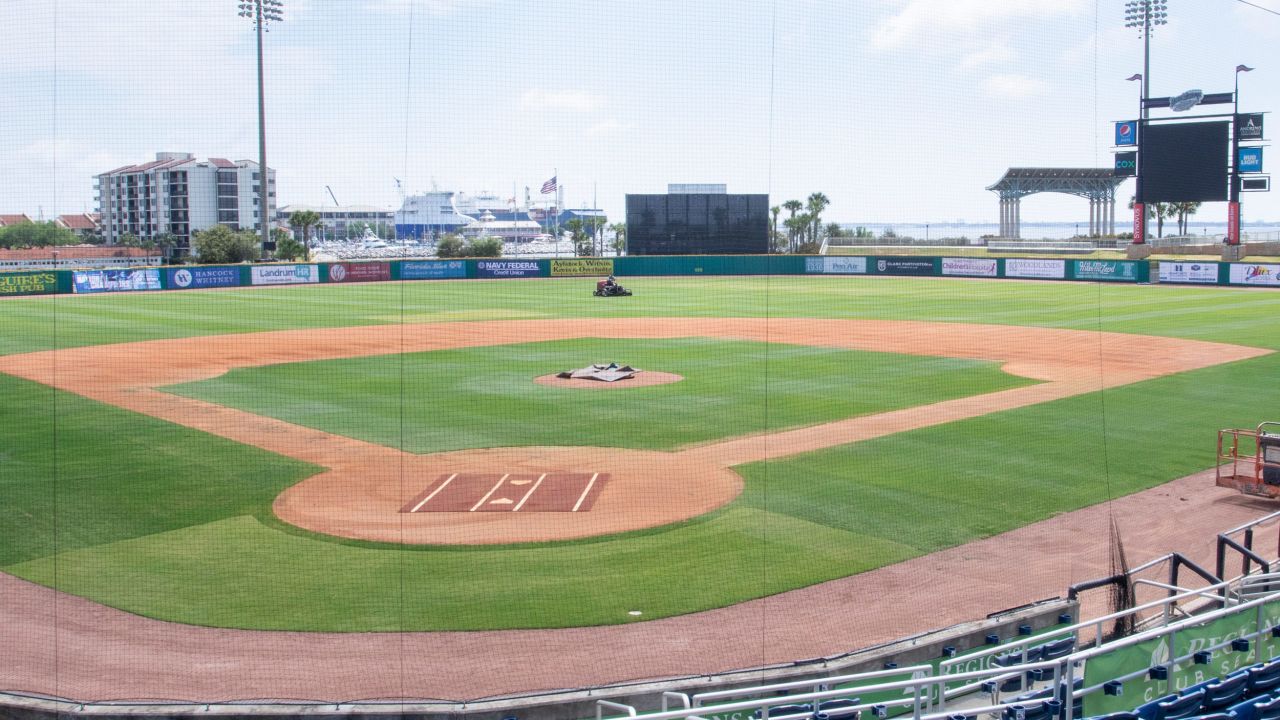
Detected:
left=95, top=152, right=276, bottom=258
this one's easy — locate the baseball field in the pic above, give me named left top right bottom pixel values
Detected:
left=2, top=274, right=1279, bottom=637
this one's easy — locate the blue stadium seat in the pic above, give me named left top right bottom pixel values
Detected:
left=1255, top=695, right=1280, bottom=720
left=1038, top=637, right=1076, bottom=661
left=994, top=648, right=1044, bottom=692
left=753, top=703, right=813, bottom=719
left=1249, top=662, right=1280, bottom=697
left=1001, top=699, right=1062, bottom=720
left=815, top=697, right=861, bottom=719
left=1155, top=689, right=1206, bottom=720
left=1202, top=672, right=1251, bottom=711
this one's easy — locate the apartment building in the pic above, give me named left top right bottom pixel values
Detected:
left=96, top=152, right=275, bottom=257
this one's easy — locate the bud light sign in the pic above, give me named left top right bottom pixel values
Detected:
left=1115, top=121, right=1137, bottom=147
left=1239, top=147, right=1263, bottom=174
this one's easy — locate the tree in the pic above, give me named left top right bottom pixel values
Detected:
left=289, top=210, right=322, bottom=259
left=153, top=232, right=179, bottom=260
left=1172, top=201, right=1202, bottom=236
left=465, top=236, right=503, bottom=258
left=770, top=206, right=781, bottom=249
left=825, top=222, right=844, bottom=239
left=193, top=225, right=260, bottom=263
left=608, top=222, right=627, bottom=255
left=435, top=234, right=465, bottom=258
left=806, top=192, right=830, bottom=245
left=0, top=221, right=78, bottom=248
left=783, top=215, right=809, bottom=251
left=274, top=235, right=308, bottom=261
left=564, top=218, right=593, bottom=256
left=782, top=200, right=803, bottom=251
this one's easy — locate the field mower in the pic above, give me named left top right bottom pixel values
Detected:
left=1216, top=422, right=1280, bottom=498
left=593, top=279, right=632, bottom=297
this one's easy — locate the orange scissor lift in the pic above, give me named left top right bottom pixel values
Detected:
left=1217, top=422, right=1280, bottom=499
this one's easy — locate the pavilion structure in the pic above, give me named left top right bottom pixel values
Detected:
left=986, top=168, right=1128, bottom=239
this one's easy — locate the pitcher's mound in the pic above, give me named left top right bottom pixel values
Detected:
left=534, top=371, right=683, bottom=389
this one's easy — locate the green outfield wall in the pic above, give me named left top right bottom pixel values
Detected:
left=10, top=255, right=1280, bottom=297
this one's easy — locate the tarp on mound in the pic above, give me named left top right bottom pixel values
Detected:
left=556, top=363, right=641, bottom=382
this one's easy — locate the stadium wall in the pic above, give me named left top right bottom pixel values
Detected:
left=8, top=256, right=1280, bottom=297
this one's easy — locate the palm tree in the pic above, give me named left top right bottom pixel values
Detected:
left=806, top=192, right=830, bottom=245
left=1172, top=201, right=1202, bottom=236
left=782, top=200, right=803, bottom=251
left=770, top=206, right=781, bottom=249
left=289, top=210, right=322, bottom=260
left=608, top=222, right=627, bottom=255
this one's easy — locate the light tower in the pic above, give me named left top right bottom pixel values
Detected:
left=237, top=0, right=283, bottom=257
left=1124, top=0, right=1167, bottom=122
left=1123, top=0, right=1168, bottom=248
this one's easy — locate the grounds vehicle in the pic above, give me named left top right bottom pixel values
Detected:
left=1217, top=422, right=1280, bottom=498
left=593, top=278, right=632, bottom=297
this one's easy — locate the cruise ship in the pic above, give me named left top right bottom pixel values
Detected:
left=394, top=189, right=606, bottom=241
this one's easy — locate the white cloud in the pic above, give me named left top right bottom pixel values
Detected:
left=983, top=73, right=1047, bottom=99
left=520, top=88, right=605, bottom=113
left=958, top=45, right=1015, bottom=72
left=585, top=119, right=625, bottom=139
left=872, top=0, right=1088, bottom=50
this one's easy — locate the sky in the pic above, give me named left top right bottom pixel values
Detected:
left=1, top=0, right=1277, bottom=226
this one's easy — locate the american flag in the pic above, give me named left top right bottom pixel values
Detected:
left=540, top=176, right=557, bottom=194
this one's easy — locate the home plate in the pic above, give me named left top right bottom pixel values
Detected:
left=401, top=472, right=611, bottom=513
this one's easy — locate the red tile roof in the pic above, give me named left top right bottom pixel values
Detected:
left=209, top=158, right=237, bottom=169
left=0, top=246, right=158, bottom=260
left=55, top=213, right=100, bottom=230
left=0, top=214, right=32, bottom=226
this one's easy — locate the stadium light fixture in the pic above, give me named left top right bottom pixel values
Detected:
left=236, top=0, right=284, bottom=258
left=1123, top=0, right=1168, bottom=120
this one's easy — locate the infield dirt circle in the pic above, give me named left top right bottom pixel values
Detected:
left=0, top=317, right=1267, bottom=545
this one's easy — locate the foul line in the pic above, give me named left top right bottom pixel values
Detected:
left=410, top=473, right=457, bottom=513
left=571, top=473, right=600, bottom=513
left=470, top=474, right=509, bottom=512
left=513, top=473, right=547, bottom=512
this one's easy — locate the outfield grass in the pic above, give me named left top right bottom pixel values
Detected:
left=1, top=277, right=1279, bottom=630
left=164, top=338, right=1030, bottom=453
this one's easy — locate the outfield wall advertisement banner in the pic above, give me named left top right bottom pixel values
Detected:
left=0, top=271, right=58, bottom=296
left=251, top=265, right=319, bottom=285
left=551, top=259, right=614, bottom=276
left=874, top=257, right=935, bottom=275
left=1229, top=264, right=1280, bottom=286
left=400, top=260, right=466, bottom=280
left=328, top=262, right=391, bottom=283
left=477, top=260, right=542, bottom=278
left=941, top=258, right=998, bottom=277
left=1159, top=262, right=1220, bottom=284
left=1005, top=258, right=1066, bottom=279
left=1073, top=260, right=1140, bottom=282
left=72, top=268, right=162, bottom=293
left=167, top=266, right=241, bottom=290
left=1082, top=602, right=1280, bottom=716
left=806, top=257, right=868, bottom=274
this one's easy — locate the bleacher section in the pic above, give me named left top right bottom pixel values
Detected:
left=600, top=515, right=1280, bottom=720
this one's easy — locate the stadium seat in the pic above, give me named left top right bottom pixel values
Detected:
left=1155, top=689, right=1206, bottom=720
left=994, top=648, right=1044, bottom=692
left=1249, top=662, right=1280, bottom=697
left=815, top=696, right=861, bottom=719
left=1038, top=637, right=1077, bottom=661
left=1254, top=695, right=1280, bottom=720
left=1201, top=672, right=1250, bottom=711
left=1001, top=699, right=1062, bottom=720
left=753, top=703, right=813, bottom=719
